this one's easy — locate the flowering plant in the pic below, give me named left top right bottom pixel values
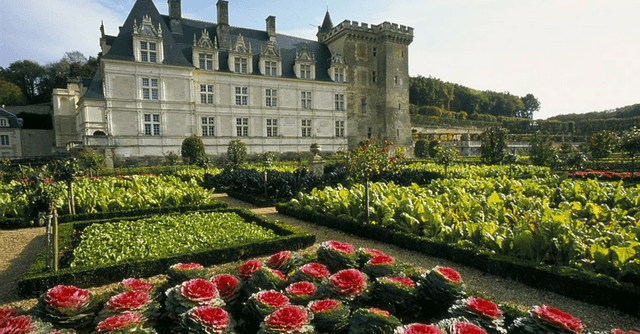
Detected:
left=317, top=240, right=358, bottom=271
left=375, top=276, right=417, bottom=310
left=395, top=323, right=446, bottom=334
left=237, top=259, right=263, bottom=281
left=117, top=278, right=153, bottom=293
left=284, top=281, right=317, bottom=305
left=322, top=269, right=370, bottom=302
left=265, top=250, right=304, bottom=274
left=35, top=285, right=97, bottom=330
left=180, top=306, right=236, bottom=334
left=211, top=274, right=242, bottom=303
left=95, top=289, right=161, bottom=327
left=508, top=304, right=585, bottom=334
left=94, top=312, right=152, bottom=333
left=288, top=262, right=330, bottom=284
left=357, top=247, right=387, bottom=266
left=447, top=297, right=506, bottom=334
left=307, top=299, right=350, bottom=332
left=348, top=307, right=402, bottom=334
left=243, top=290, right=290, bottom=323
left=363, top=254, right=398, bottom=278
left=419, top=267, right=465, bottom=310
left=165, top=279, right=225, bottom=316
left=168, top=262, right=208, bottom=283
left=0, top=312, right=35, bottom=334
left=258, top=305, right=315, bottom=334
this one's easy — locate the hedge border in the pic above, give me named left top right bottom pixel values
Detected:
left=18, top=207, right=315, bottom=298
left=276, top=201, right=640, bottom=317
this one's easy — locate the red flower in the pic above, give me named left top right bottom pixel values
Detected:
left=367, top=255, right=395, bottom=266
left=308, top=299, right=339, bottom=313
left=172, top=262, right=203, bottom=270
left=390, top=158, right=396, bottom=162
left=211, top=274, right=240, bottom=301
left=106, top=290, right=150, bottom=312
left=237, top=260, right=262, bottom=280
left=286, top=282, right=316, bottom=297
left=329, top=269, right=367, bottom=297
left=381, top=276, right=415, bottom=288
left=0, top=314, right=34, bottom=334
left=299, top=263, right=330, bottom=279
left=464, top=297, right=502, bottom=320
left=532, top=304, right=584, bottom=333
left=362, top=146, right=367, bottom=150
left=402, top=323, right=445, bottom=334
left=256, top=291, right=290, bottom=308
left=452, top=322, right=488, bottom=334
left=180, top=279, right=218, bottom=303
left=266, top=251, right=291, bottom=269
left=325, top=240, right=354, bottom=255
left=95, top=313, right=143, bottom=333
left=263, top=306, right=309, bottom=332
left=119, top=279, right=153, bottom=292
left=381, top=148, right=387, bottom=153
left=190, top=306, right=230, bottom=332
left=44, top=285, right=90, bottom=312
left=434, top=267, right=461, bottom=284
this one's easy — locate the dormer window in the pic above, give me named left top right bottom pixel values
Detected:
left=140, top=41, right=157, bottom=63
left=199, top=53, right=213, bottom=70
left=0, top=118, right=8, bottom=127
left=192, top=29, right=219, bottom=71
left=228, top=34, right=254, bottom=75
left=132, top=15, right=164, bottom=63
left=328, top=48, right=347, bottom=83
left=259, top=40, right=282, bottom=77
left=294, top=45, right=315, bottom=80
left=334, top=68, right=345, bottom=83
left=235, top=57, right=248, bottom=74
left=265, top=61, right=277, bottom=76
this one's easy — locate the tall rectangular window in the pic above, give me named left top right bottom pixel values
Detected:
left=143, top=113, right=160, bottom=136
left=300, top=65, right=311, bottom=79
left=301, top=119, right=312, bottom=137
left=0, top=118, right=8, bottom=127
left=334, top=68, right=344, bottom=82
left=361, top=98, right=367, bottom=113
left=234, top=57, right=248, bottom=74
left=301, top=91, right=311, bottom=109
left=236, top=117, right=248, bottom=137
left=372, top=71, right=377, bottom=83
left=140, top=41, right=157, bottom=63
left=0, top=135, right=9, bottom=146
left=199, top=53, right=213, bottom=70
left=266, top=119, right=278, bottom=137
left=335, top=120, right=345, bottom=137
left=335, top=94, right=345, bottom=111
left=265, top=61, right=277, bottom=76
left=265, top=89, right=277, bottom=107
left=201, top=117, right=215, bottom=136
left=142, top=78, right=158, bottom=100
left=200, top=84, right=214, bottom=104
left=235, top=87, right=248, bottom=106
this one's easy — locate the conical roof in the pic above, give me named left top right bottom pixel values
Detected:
left=320, top=10, right=333, bottom=32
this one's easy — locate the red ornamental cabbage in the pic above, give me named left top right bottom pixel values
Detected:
left=190, top=306, right=230, bottom=331
left=611, top=330, right=640, bottom=334
left=532, top=304, right=584, bottom=333
left=286, top=282, right=316, bottom=297
left=464, top=297, right=502, bottom=320
left=452, top=322, right=488, bottom=334
left=434, top=267, right=461, bottom=284
left=330, top=269, right=366, bottom=297
left=173, top=263, right=204, bottom=270
left=325, top=240, right=354, bottom=255
left=0, top=307, right=21, bottom=320
left=237, top=260, right=263, bottom=280
left=180, top=279, right=218, bottom=303
left=381, top=276, right=415, bottom=288
left=272, top=268, right=286, bottom=281
left=266, top=251, right=291, bottom=269
left=402, top=323, right=445, bottom=334
left=211, top=274, right=240, bottom=300
left=299, top=263, right=330, bottom=279
left=256, top=291, right=290, bottom=308
left=367, top=308, right=390, bottom=317
left=44, top=285, right=90, bottom=312
left=360, top=248, right=386, bottom=258
left=308, top=299, right=339, bottom=313
left=0, top=315, right=35, bottom=333
left=367, top=255, right=395, bottom=266
left=106, top=290, right=150, bottom=312
left=95, top=313, right=143, bottom=333
left=119, top=279, right=153, bottom=292
left=263, top=306, right=309, bottom=332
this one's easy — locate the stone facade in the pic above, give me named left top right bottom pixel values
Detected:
left=52, top=0, right=413, bottom=165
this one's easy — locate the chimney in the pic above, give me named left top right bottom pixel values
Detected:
left=266, top=16, right=276, bottom=40
left=217, top=0, right=229, bottom=26
left=168, top=0, right=182, bottom=34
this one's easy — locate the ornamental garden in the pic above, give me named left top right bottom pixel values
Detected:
left=0, top=138, right=639, bottom=334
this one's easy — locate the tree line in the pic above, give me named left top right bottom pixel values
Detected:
left=409, top=75, right=541, bottom=119
left=0, top=51, right=99, bottom=106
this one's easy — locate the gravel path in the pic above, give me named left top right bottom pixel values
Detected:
left=1, top=195, right=638, bottom=331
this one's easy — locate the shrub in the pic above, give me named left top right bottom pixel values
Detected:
left=226, top=139, right=247, bottom=169
left=181, top=136, right=206, bottom=165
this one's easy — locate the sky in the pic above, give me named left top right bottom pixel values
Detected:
left=1, top=0, right=639, bottom=120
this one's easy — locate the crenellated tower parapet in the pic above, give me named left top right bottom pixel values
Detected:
left=318, top=20, right=413, bottom=45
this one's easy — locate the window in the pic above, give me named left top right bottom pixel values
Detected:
left=373, top=47, right=377, bottom=57
left=361, top=98, right=367, bottom=113
left=143, top=113, right=160, bottom=136
left=142, top=78, right=159, bottom=100
left=201, top=117, right=215, bottom=136
left=372, top=71, right=377, bottom=83
left=0, top=135, right=9, bottom=146
left=0, top=118, right=7, bottom=127
left=140, top=41, right=157, bottom=63
left=335, top=120, right=345, bottom=137
left=235, top=87, right=248, bottom=106
left=334, top=68, right=345, bottom=83
left=301, top=91, right=311, bottom=109
left=236, top=117, right=248, bottom=137
left=199, top=53, right=213, bottom=70
left=394, top=75, right=398, bottom=85
left=266, top=119, right=278, bottom=137
left=368, top=127, right=372, bottom=139
left=265, top=89, right=277, bottom=107
left=300, top=65, right=311, bottom=79
left=234, top=57, right=248, bottom=74
left=301, top=119, right=312, bottom=137
left=335, top=94, right=345, bottom=111
left=265, top=61, right=277, bottom=76
left=200, top=84, right=214, bottom=104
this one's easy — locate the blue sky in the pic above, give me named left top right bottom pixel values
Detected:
left=1, top=0, right=639, bottom=119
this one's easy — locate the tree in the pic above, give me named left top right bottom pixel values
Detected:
left=181, top=136, right=205, bottom=165
left=435, top=146, right=458, bottom=176
left=520, top=94, right=541, bottom=119
left=0, top=79, right=27, bottom=106
left=0, top=60, right=46, bottom=103
left=619, top=126, right=640, bottom=175
left=77, top=149, right=105, bottom=177
left=528, top=131, right=557, bottom=167
left=226, top=139, right=247, bottom=169
left=414, top=140, right=429, bottom=158
left=480, top=126, right=510, bottom=165
left=588, top=130, right=617, bottom=160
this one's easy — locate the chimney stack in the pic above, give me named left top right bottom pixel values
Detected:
left=266, top=16, right=276, bottom=40
left=168, top=0, right=182, bottom=34
left=217, top=0, right=229, bottom=26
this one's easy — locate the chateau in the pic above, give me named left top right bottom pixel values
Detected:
left=52, top=0, right=413, bottom=166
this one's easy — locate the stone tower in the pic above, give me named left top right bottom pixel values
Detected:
left=318, top=15, right=414, bottom=149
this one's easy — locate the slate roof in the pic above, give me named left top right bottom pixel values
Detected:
left=0, top=108, right=23, bottom=128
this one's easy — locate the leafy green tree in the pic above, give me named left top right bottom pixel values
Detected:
left=226, top=139, right=247, bottom=169
left=619, top=126, right=640, bottom=175
left=77, top=149, right=105, bottom=177
left=414, top=140, right=429, bottom=158
left=0, top=79, right=27, bottom=106
left=588, top=130, right=617, bottom=160
left=0, top=60, right=46, bottom=103
left=435, top=146, right=458, bottom=176
left=181, top=136, right=205, bottom=165
left=528, top=131, right=557, bottom=166
left=519, top=93, right=541, bottom=119
left=427, top=140, right=442, bottom=158
left=52, top=159, right=81, bottom=215
left=480, top=126, right=509, bottom=165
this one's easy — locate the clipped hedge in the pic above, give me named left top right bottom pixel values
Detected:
left=18, top=207, right=315, bottom=297
left=276, top=201, right=640, bottom=317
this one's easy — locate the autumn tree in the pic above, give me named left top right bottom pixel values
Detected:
left=0, top=79, right=27, bottom=106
